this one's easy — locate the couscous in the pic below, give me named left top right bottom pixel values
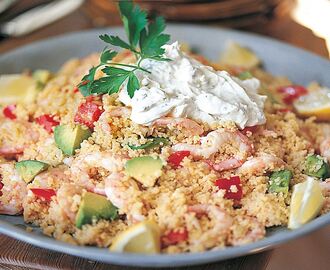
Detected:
left=0, top=1, right=329, bottom=254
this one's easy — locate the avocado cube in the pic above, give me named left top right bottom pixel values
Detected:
left=128, top=137, right=169, bottom=150
left=76, top=192, right=118, bottom=229
left=125, top=156, right=163, bottom=187
left=54, top=124, right=92, bottom=155
left=238, top=71, right=252, bottom=80
left=268, top=169, right=293, bottom=195
left=304, top=154, right=330, bottom=179
left=33, top=70, right=52, bottom=87
left=15, top=160, right=49, bottom=183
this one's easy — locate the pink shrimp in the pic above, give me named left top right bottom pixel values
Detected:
left=320, top=179, right=330, bottom=197
left=0, top=120, right=40, bottom=158
left=31, top=166, right=70, bottom=189
left=56, top=183, right=82, bottom=223
left=238, top=153, right=286, bottom=175
left=152, top=117, right=204, bottom=136
left=187, top=204, right=233, bottom=231
left=0, top=163, right=27, bottom=215
left=229, top=216, right=265, bottom=246
left=104, top=172, right=144, bottom=222
left=173, top=129, right=253, bottom=171
left=67, top=151, right=127, bottom=195
left=320, top=138, right=330, bottom=163
left=107, top=106, right=131, bottom=118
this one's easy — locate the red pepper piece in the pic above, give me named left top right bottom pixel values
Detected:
left=35, top=114, right=60, bottom=133
left=277, top=85, right=308, bottom=105
left=162, top=229, right=188, bottom=247
left=3, top=105, right=17, bottom=120
left=215, top=176, right=243, bottom=201
left=74, top=100, right=104, bottom=129
left=277, top=108, right=292, bottom=113
left=0, top=181, right=4, bottom=196
left=168, top=151, right=191, bottom=168
left=241, top=125, right=258, bottom=135
left=30, top=188, right=56, bottom=202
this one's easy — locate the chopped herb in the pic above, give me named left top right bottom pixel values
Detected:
left=128, top=137, right=169, bottom=150
left=78, top=0, right=170, bottom=98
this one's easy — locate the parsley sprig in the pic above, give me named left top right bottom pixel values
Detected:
left=78, top=0, right=170, bottom=98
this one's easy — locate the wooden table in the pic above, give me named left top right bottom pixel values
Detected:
left=0, top=1, right=328, bottom=269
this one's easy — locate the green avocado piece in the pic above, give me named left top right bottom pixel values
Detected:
left=33, top=69, right=52, bottom=89
left=15, top=160, right=49, bottom=183
left=54, top=124, right=92, bottom=155
left=125, top=156, right=163, bottom=187
left=76, top=192, right=118, bottom=229
left=128, top=137, right=169, bottom=150
left=238, top=71, right=252, bottom=80
left=268, top=169, right=293, bottom=195
left=304, top=154, right=330, bottom=179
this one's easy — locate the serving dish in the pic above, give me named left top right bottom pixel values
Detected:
left=0, top=24, right=329, bottom=267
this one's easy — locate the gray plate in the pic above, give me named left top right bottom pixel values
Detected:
left=0, top=24, right=330, bottom=268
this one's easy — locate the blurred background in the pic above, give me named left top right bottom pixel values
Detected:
left=0, top=0, right=329, bottom=57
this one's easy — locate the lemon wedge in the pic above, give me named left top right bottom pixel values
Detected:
left=293, top=87, right=330, bottom=121
left=0, top=74, right=36, bottom=104
left=219, top=41, right=260, bottom=69
left=288, top=177, right=325, bottom=229
left=110, top=220, right=161, bottom=254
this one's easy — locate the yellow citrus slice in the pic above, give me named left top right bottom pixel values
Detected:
left=293, top=87, right=330, bottom=121
left=288, top=177, right=325, bottom=229
left=0, top=74, right=36, bottom=104
left=219, top=42, right=260, bottom=69
left=110, top=220, right=161, bottom=254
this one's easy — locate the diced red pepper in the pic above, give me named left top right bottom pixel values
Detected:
left=74, top=100, right=104, bottom=129
left=30, top=188, right=56, bottom=202
left=168, top=151, right=191, bottom=168
left=73, top=87, right=79, bottom=93
left=35, top=114, right=60, bottom=133
left=277, top=85, right=307, bottom=105
left=162, top=229, right=188, bottom=247
left=0, top=181, right=3, bottom=196
left=241, top=125, right=258, bottom=135
left=277, top=108, right=292, bottom=113
left=215, top=176, right=243, bottom=201
left=3, top=105, right=17, bottom=120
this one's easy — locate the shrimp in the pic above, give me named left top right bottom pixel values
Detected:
left=187, top=204, right=233, bottom=232
left=104, top=172, right=144, bottom=222
left=0, top=163, right=27, bottom=215
left=317, top=124, right=330, bottom=162
left=56, top=183, right=83, bottom=223
left=32, top=166, right=70, bottom=189
left=229, top=216, right=265, bottom=246
left=320, top=179, right=330, bottom=197
left=67, top=151, right=143, bottom=221
left=320, top=138, right=330, bottom=163
left=0, top=120, right=40, bottom=158
left=153, top=117, right=204, bottom=136
left=173, top=129, right=253, bottom=171
left=96, top=107, right=131, bottom=134
left=68, top=151, right=127, bottom=195
left=238, top=153, right=286, bottom=175
left=107, top=106, right=131, bottom=118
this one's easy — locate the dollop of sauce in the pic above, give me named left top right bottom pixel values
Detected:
left=119, top=42, right=266, bottom=128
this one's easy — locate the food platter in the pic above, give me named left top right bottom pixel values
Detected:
left=0, top=24, right=330, bottom=267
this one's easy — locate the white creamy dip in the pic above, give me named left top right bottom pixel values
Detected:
left=119, top=42, right=266, bottom=129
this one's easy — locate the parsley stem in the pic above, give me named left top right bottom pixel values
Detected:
left=110, top=62, right=151, bottom=74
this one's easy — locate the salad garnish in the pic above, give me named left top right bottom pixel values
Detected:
left=78, top=0, right=170, bottom=98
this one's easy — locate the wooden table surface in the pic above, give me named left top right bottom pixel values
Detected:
left=0, top=1, right=328, bottom=269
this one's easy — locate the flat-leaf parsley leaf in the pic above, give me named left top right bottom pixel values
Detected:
left=78, top=0, right=170, bottom=98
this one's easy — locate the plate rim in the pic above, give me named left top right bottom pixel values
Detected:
left=0, top=24, right=330, bottom=267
